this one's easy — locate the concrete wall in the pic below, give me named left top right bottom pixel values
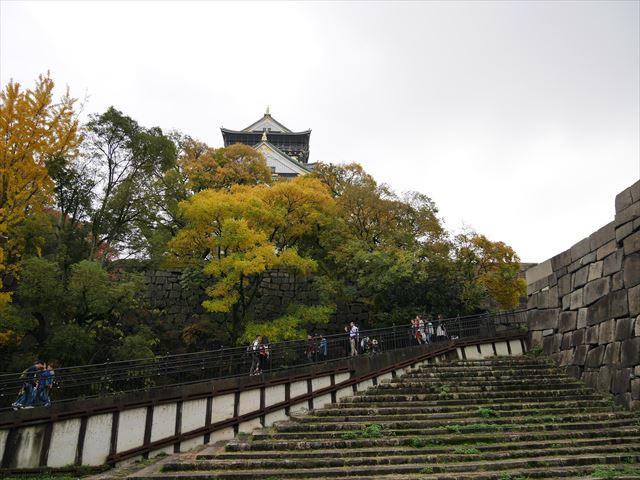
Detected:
left=526, top=180, right=640, bottom=410
left=0, top=336, right=524, bottom=469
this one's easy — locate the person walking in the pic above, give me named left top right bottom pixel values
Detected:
left=318, top=335, right=328, bottom=361
left=36, top=362, right=55, bottom=407
left=12, top=360, right=44, bottom=410
left=349, top=322, right=359, bottom=356
left=249, top=335, right=263, bottom=376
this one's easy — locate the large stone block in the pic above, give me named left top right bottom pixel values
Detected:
left=558, top=274, right=571, bottom=297
left=570, top=289, right=584, bottom=310
left=586, top=325, right=599, bottom=344
left=559, top=349, right=574, bottom=367
left=610, top=289, right=629, bottom=319
left=565, top=365, right=582, bottom=380
left=583, top=370, right=598, bottom=389
left=612, top=368, right=632, bottom=394
left=571, top=237, right=592, bottom=263
left=629, top=285, right=640, bottom=317
left=543, top=335, right=556, bottom=355
left=548, top=285, right=560, bottom=308
left=615, top=200, right=640, bottom=228
left=597, top=365, right=614, bottom=392
left=529, top=330, right=543, bottom=348
left=537, top=290, right=550, bottom=309
left=526, top=260, right=553, bottom=286
left=621, top=337, right=640, bottom=367
left=528, top=309, right=559, bottom=331
left=586, top=290, right=629, bottom=325
left=599, top=319, right=616, bottom=344
left=573, top=344, right=589, bottom=366
left=571, top=328, right=585, bottom=347
left=562, top=294, right=571, bottom=311
left=561, top=332, right=573, bottom=350
left=615, top=183, right=636, bottom=213
left=597, top=240, right=617, bottom=261
left=603, top=342, right=620, bottom=365
left=577, top=308, right=588, bottom=329
left=632, top=378, right=640, bottom=400
left=603, top=251, right=623, bottom=276
left=590, top=222, right=615, bottom=251
left=616, top=221, right=634, bottom=244
left=558, top=311, right=577, bottom=333
left=624, top=231, right=640, bottom=256
left=587, top=261, right=603, bottom=281
left=585, top=345, right=606, bottom=368
left=612, top=272, right=624, bottom=291
left=551, top=250, right=572, bottom=271
left=583, top=277, right=610, bottom=306
left=623, top=253, right=640, bottom=289
left=572, top=266, right=589, bottom=289
left=615, top=317, right=634, bottom=341
left=586, top=295, right=610, bottom=326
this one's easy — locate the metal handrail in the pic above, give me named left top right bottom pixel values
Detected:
left=0, top=310, right=526, bottom=411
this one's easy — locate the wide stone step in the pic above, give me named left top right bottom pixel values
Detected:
left=229, top=426, right=640, bottom=451
left=256, top=417, right=639, bottom=440
left=392, top=374, right=572, bottom=385
left=298, top=407, right=620, bottom=423
left=207, top=436, right=640, bottom=460
left=314, top=399, right=614, bottom=416
left=372, top=382, right=584, bottom=394
left=344, top=388, right=600, bottom=402
left=189, top=443, right=640, bottom=470
left=277, top=411, right=637, bottom=432
left=415, top=364, right=556, bottom=372
left=339, top=391, right=607, bottom=406
left=152, top=453, right=640, bottom=479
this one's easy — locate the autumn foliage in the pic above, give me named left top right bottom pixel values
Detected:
left=0, top=75, right=80, bottom=305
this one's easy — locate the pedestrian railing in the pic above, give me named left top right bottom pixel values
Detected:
left=0, top=310, right=527, bottom=411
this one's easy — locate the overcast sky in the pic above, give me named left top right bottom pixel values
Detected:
left=2, top=1, right=639, bottom=263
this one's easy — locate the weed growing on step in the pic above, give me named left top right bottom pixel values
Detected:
left=406, top=437, right=425, bottom=448
left=420, top=466, right=434, bottom=474
left=478, top=407, right=498, bottom=418
left=445, top=424, right=462, bottom=434
left=454, top=447, right=481, bottom=455
left=528, top=346, right=544, bottom=357
left=591, top=466, right=640, bottom=478
left=340, top=423, right=388, bottom=440
left=439, top=385, right=451, bottom=399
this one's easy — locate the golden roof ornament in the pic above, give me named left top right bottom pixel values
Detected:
left=261, top=130, right=268, bottom=142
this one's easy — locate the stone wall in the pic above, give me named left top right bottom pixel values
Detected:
left=146, top=269, right=371, bottom=337
left=525, top=180, right=640, bottom=410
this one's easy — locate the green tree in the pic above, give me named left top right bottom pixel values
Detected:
left=454, top=231, right=526, bottom=311
left=84, top=107, right=177, bottom=262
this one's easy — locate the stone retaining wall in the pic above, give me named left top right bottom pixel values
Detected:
left=146, top=269, right=371, bottom=338
left=526, top=180, right=640, bottom=410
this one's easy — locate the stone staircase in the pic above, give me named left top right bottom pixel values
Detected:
left=133, top=356, right=640, bottom=479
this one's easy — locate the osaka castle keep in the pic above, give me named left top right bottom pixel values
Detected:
left=220, top=108, right=312, bottom=178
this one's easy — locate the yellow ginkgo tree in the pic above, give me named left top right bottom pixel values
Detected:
left=169, top=176, right=335, bottom=342
left=0, top=74, right=80, bottom=305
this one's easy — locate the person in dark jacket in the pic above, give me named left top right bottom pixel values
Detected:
left=12, top=360, right=44, bottom=410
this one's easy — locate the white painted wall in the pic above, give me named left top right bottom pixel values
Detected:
left=47, top=418, right=81, bottom=467
left=116, top=408, right=146, bottom=453
left=82, top=413, right=112, bottom=466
